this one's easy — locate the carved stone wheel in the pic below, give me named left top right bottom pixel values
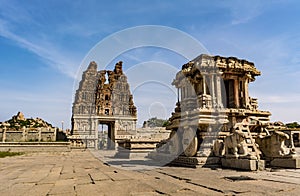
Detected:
left=182, top=128, right=198, bottom=157
left=169, top=130, right=181, bottom=156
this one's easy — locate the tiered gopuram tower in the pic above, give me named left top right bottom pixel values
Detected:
left=70, top=61, right=137, bottom=149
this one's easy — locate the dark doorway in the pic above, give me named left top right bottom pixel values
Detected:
left=98, top=121, right=115, bottom=150
left=223, top=80, right=235, bottom=108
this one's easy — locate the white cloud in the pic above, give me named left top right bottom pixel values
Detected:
left=220, top=0, right=266, bottom=25
left=0, top=19, right=79, bottom=78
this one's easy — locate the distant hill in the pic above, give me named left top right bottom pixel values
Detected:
left=0, top=112, right=54, bottom=130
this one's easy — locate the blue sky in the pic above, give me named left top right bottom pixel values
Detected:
left=0, top=0, right=300, bottom=128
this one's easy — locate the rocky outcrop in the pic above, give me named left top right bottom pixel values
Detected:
left=0, top=112, right=54, bottom=130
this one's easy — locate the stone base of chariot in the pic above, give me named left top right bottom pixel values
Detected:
left=269, top=156, right=300, bottom=169
left=169, top=156, right=221, bottom=168
left=221, top=158, right=265, bottom=171
left=114, top=148, right=150, bottom=159
left=146, top=152, right=178, bottom=166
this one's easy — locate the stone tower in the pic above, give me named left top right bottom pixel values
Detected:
left=70, top=61, right=137, bottom=149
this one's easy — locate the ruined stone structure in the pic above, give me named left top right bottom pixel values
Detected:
left=0, top=112, right=57, bottom=142
left=70, top=61, right=137, bottom=149
left=149, top=54, right=298, bottom=170
left=166, top=54, right=270, bottom=154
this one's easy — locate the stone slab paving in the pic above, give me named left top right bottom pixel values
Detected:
left=0, top=150, right=300, bottom=195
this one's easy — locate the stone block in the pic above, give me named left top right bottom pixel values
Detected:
left=114, top=149, right=150, bottom=159
left=221, top=158, right=263, bottom=171
left=270, top=158, right=300, bottom=168
left=257, top=160, right=265, bottom=171
left=168, top=156, right=220, bottom=168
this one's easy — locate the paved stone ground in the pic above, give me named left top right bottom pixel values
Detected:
left=0, top=150, right=300, bottom=196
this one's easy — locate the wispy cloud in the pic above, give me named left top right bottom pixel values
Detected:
left=256, top=93, right=300, bottom=104
left=0, top=19, right=79, bottom=78
left=0, top=0, right=83, bottom=78
left=220, top=0, right=267, bottom=25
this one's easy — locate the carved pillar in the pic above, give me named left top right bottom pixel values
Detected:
left=202, top=74, right=207, bottom=95
left=244, top=79, right=249, bottom=108
left=38, top=128, right=42, bottom=142
left=215, top=73, right=222, bottom=108
left=3, top=126, right=6, bottom=142
left=187, top=83, right=191, bottom=97
left=181, top=86, right=184, bottom=101
left=22, top=126, right=26, bottom=142
left=234, top=79, right=239, bottom=108
left=186, top=84, right=189, bottom=98
left=95, top=120, right=99, bottom=150
left=210, top=74, right=215, bottom=107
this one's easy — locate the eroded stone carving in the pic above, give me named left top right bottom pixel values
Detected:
left=256, top=131, right=294, bottom=158
left=224, top=129, right=248, bottom=158
left=70, top=61, right=137, bottom=149
left=149, top=54, right=275, bottom=170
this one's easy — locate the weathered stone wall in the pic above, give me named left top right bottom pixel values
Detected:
left=27, top=131, right=39, bottom=141
left=41, top=132, right=56, bottom=141
left=136, top=127, right=171, bottom=140
left=1, top=129, right=56, bottom=142
left=5, top=131, right=23, bottom=142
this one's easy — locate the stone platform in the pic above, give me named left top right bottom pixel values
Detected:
left=170, top=156, right=221, bottom=168
left=270, top=158, right=300, bottom=168
left=147, top=152, right=221, bottom=168
left=115, top=139, right=162, bottom=159
left=0, top=142, right=71, bottom=152
left=114, top=148, right=150, bottom=159
left=221, top=158, right=265, bottom=171
left=1, top=150, right=300, bottom=195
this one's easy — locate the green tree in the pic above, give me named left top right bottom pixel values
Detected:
left=286, top=122, right=300, bottom=128
left=143, top=117, right=169, bottom=127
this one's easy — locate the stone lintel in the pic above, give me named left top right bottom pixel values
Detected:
left=270, top=158, right=300, bottom=169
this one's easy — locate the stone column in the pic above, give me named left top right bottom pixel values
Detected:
left=94, top=120, right=99, bottom=150
left=38, top=128, right=42, bottom=142
left=201, top=74, right=208, bottom=108
left=202, top=75, right=207, bottom=95
left=181, top=87, right=184, bottom=101
left=187, top=83, right=191, bottom=97
left=22, top=126, right=26, bottom=142
left=177, top=88, right=180, bottom=102
left=3, top=126, right=6, bottom=142
left=210, top=74, right=215, bottom=107
left=244, top=79, right=249, bottom=108
left=215, top=73, right=223, bottom=108
left=234, top=79, right=239, bottom=108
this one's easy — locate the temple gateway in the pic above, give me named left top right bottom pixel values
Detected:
left=69, top=61, right=137, bottom=149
